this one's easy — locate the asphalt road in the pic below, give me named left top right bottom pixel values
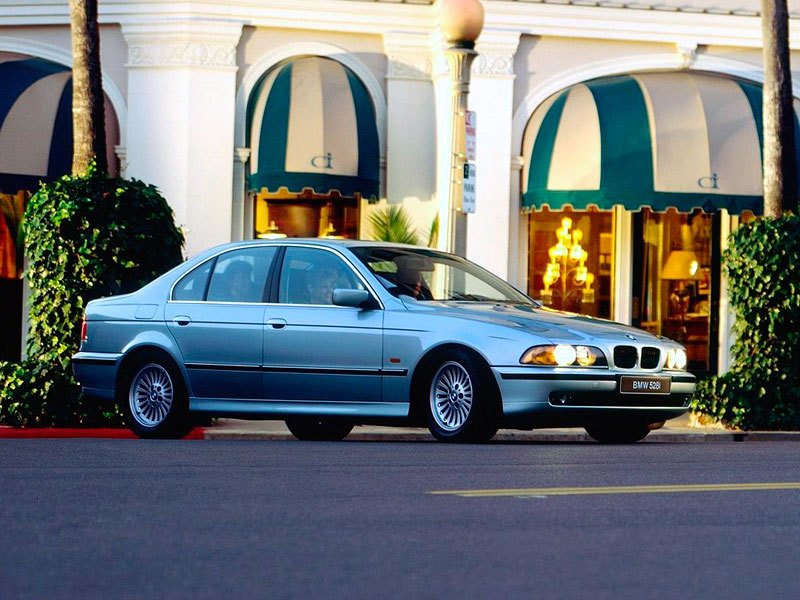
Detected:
left=1, top=440, right=799, bottom=599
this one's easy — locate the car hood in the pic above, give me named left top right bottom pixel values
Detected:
left=404, top=300, right=663, bottom=344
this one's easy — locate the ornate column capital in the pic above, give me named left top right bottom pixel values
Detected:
left=114, top=145, right=128, bottom=175
left=384, top=32, right=433, bottom=81
left=473, top=31, right=520, bottom=78
left=122, top=20, right=243, bottom=69
left=676, top=41, right=699, bottom=70
left=234, top=147, right=251, bottom=164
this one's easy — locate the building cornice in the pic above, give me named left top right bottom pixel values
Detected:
left=484, top=2, right=792, bottom=49
left=121, top=20, right=243, bottom=69
left=384, top=32, right=433, bottom=81
left=474, top=31, right=521, bottom=78
left=2, top=1, right=799, bottom=50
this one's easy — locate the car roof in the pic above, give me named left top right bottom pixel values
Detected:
left=197, top=238, right=431, bottom=254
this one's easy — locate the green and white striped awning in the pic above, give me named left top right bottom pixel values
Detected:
left=522, top=72, right=800, bottom=215
left=0, top=52, right=119, bottom=191
left=247, top=56, right=379, bottom=201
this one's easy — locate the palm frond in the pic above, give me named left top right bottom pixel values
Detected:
left=427, top=214, right=439, bottom=248
left=368, top=204, right=420, bottom=245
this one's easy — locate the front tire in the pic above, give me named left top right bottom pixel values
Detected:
left=585, top=421, right=650, bottom=444
left=285, top=418, right=353, bottom=441
left=122, top=354, right=191, bottom=439
left=426, top=350, right=499, bottom=443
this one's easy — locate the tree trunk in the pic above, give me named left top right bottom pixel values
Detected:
left=761, top=0, right=797, bottom=217
left=70, top=0, right=107, bottom=175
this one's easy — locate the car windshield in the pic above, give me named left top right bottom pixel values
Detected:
left=351, top=246, right=534, bottom=304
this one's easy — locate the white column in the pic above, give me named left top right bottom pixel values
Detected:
left=508, top=155, right=526, bottom=289
left=717, top=210, right=733, bottom=374
left=613, top=206, right=633, bottom=324
left=231, top=147, right=251, bottom=241
left=122, top=21, right=243, bottom=257
left=432, top=36, right=455, bottom=252
left=384, top=33, right=436, bottom=207
left=464, top=32, right=519, bottom=277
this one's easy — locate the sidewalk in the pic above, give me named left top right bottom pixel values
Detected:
left=203, top=413, right=800, bottom=443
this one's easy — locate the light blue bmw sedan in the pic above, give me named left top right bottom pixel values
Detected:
left=72, top=240, right=695, bottom=443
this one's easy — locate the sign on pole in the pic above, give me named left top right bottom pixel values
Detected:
left=465, top=110, right=477, bottom=162
left=463, top=111, right=477, bottom=213
left=463, top=163, right=476, bottom=214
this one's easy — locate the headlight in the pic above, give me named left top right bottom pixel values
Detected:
left=520, top=345, right=607, bottom=367
left=665, top=348, right=688, bottom=370
left=553, top=344, right=577, bottom=366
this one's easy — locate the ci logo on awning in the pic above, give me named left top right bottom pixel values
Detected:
left=311, top=153, right=334, bottom=169
left=697, top=173, right=719, bottom=190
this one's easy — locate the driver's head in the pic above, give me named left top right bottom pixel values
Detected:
left=307, top=266, right=339, bottom=304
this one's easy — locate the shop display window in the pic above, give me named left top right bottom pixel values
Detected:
left=253, top=190, right=359, bottom=240
left=528, top=207, right=614, bottom=319
left=635, top=208, right=712, bottom=372
left=0, top=190, right=28, bottom=362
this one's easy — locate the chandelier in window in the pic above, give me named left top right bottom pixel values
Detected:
left=540, top=217, right=595, bottom=309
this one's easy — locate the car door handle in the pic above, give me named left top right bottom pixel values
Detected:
left=173, top=316, right=191, bottom=326
left=266, top=318, right=287, bottom=330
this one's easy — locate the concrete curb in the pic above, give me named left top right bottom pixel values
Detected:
left=0, top=427, right=206, bottom=439
left=2, top=423, right=798, bottom=442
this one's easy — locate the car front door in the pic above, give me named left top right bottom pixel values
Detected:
left=165, top=246, right=278, bottom=400
left=262, top=246, right=384, bottom=403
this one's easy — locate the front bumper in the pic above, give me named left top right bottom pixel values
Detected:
left=493, top=367, right=695, bottom=428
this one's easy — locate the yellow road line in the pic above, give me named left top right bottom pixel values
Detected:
left=429, top=482, right=800, bottom=498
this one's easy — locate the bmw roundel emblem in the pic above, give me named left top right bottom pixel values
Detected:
left=626, top=334, right=637, bottom=341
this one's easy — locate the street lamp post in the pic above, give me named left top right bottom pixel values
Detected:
left=437, top=0, right=484, bottom=256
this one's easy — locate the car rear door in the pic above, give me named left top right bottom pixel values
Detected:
left=165, top=246, right=278, bottom=400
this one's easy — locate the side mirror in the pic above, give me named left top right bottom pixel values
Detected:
left=332, top=288, right=377, bottom=309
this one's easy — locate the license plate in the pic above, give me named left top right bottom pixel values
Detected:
left=620, top=376, right=671, bottom=394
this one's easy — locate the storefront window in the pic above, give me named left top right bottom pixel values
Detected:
left=634, top=208, right=712, bottom=372
left=253, top=190, right=359, bottom=240
left=0, top=191, right=28, bottom=362
left=528, top=207, right=614, bottom=318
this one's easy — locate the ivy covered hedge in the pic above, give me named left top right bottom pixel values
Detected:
left=691, top=214, right=800, bottom=430
left=0, top=166, right=184, bottom=427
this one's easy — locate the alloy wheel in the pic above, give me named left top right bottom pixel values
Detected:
left=430, top=361, right=474, bottom=432
left=129, top=363, right=174, bottom=427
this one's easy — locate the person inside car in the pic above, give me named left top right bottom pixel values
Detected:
left=226, top=260, right=255, bottom=302
left=306, top=266, right=340, bottom=305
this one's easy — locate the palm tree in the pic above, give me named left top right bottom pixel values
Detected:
left=761, top=0, right=797, bottom=216
left=69, top=0, right=107, bottom=175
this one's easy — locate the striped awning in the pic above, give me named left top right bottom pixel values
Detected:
left=247, top=56, right=379, bottom=201
left=522, top=72, right=800, bottom=215
left=0, top=53, right=119, bottom=192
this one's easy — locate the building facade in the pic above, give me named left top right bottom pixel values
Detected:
left=1, top=0, right=799, bottom=373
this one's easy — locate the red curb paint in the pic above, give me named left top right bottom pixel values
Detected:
left=0, top=427, right=205, bottom=439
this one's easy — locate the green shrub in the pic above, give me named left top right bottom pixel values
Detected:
left=691, top=214, right=800, bottom=429
left=0, top=165, right=184, bottom=427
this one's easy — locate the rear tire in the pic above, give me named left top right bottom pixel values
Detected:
left=121, top=352, right=191, bottom=439
left=426, top=349, right=499, bottom=443
left=285, top=418, right=353, bottom=441
left=585, top=421, right=650, bottom=443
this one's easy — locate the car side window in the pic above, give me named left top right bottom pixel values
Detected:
left=205, top=247, right=277, bottom=303
left=278, top=247, right=363, bottom=305
left=172, top=260, right=213, bottom=301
